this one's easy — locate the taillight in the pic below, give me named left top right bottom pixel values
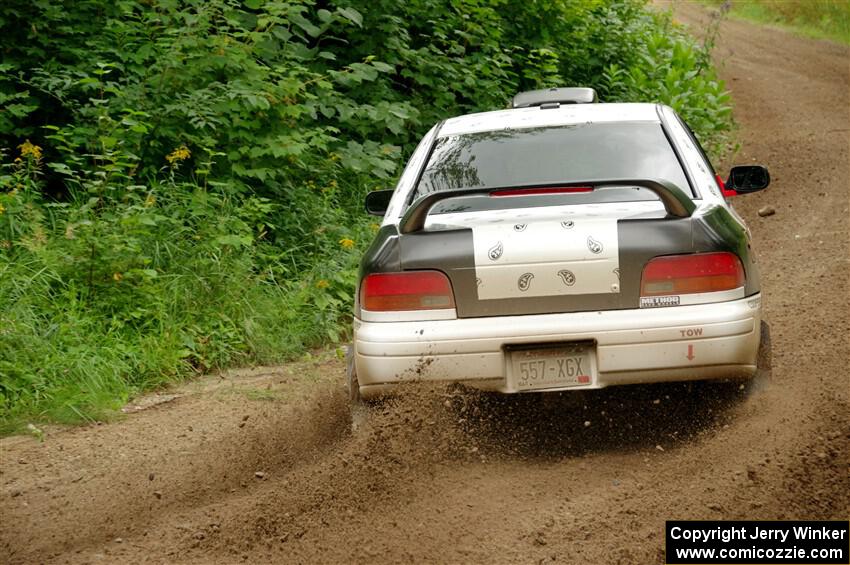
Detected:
left=641, top=252, right=745, bottom=296
left=361, top=271, right=455, bottom=311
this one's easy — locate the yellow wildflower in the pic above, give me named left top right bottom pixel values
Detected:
left=339, top=237, right=355, bottom=249
left=315, top=279, right=330, bottom=289
left=113, top=272, right=123, bottom=282
left=0, top=203, right=4, bottom=215
left=144, top=193, right=156, bottom=207
left=166, top=145, right=191, bottom=164
left=369, top=222, right=380, bottom=233
left=18, top=140, right=42, bottom=160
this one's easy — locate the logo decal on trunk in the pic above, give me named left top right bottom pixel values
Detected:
left=557, top=269, right=576, bottom=286
left=471, top=218, right=620, bottom=300
left=488, top=241, right=504, bottom=261
left=517, top=272, right=534, bottom=291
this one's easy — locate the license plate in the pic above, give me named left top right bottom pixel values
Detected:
left=509, top=343, right=595, bottom=391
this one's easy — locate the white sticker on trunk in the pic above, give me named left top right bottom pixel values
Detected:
left=640, top=295, right=681, bottom=308
left=473, top=218, right=620, bottom=299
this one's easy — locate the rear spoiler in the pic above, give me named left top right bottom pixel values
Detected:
left=399, top=179, right=695, bottom=234
left=512, top=87, right=598, bottom=108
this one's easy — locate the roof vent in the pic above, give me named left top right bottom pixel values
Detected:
left=511, top=87, right=598, bottom=109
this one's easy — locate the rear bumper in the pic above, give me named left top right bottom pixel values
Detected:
left=353, top=295, right=763, bottom=398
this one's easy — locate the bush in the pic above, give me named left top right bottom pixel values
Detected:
left=0, top=0, right=734, bottom=432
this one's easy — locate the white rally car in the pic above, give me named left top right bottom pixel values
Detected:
left=348, top=87, right=771, bottom=404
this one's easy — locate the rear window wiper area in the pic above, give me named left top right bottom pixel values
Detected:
left=399, top=179, right=695, bottom=234
left=426, top=184, right=670, bottom=216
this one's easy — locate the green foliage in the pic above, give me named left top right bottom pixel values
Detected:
left=0, top=0, right=734, bottom=432
left=0, top=153, right=366, bottom=430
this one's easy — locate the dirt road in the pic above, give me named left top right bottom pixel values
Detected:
left=2, top=4, right=848, bottom=563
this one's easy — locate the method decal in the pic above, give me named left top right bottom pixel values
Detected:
left=640, top=296, right=681, bottom=308
left=472, top=217, right=620, bottom=300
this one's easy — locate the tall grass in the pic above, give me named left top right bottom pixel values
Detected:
left=703, top=0, right=850, bottom=44
left=0, top=173, right=365, bottom=433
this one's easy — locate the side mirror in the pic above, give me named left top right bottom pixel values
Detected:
left=364, top=189, right=393, bottom=216
left=726, top=165, right=770, bottom=194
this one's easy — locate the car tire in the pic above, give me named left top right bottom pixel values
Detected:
left=346, top=345, right=369, bottom=432
left=755, top=319, right=772, bottom=380
left=738, top=319, right=772, bottom=395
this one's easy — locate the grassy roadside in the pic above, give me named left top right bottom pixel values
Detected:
left=700, top=0, right=850, bottom=45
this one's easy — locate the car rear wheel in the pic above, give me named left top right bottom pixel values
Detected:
left=755, top=319, right=772, bottom=383
left=346, top=345, right=369, bottom=432
left=737, top=319, right=772, bottom=395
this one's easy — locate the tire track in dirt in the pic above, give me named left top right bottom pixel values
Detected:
left=0, top=365, right=350, bottom=562
left=2, top=4, right=848, bottom=564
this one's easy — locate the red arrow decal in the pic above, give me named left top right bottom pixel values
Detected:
left=686, top=344, right=695, bottom=361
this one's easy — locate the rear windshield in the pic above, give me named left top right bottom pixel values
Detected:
left=413, top=122, right=693, bottom=213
